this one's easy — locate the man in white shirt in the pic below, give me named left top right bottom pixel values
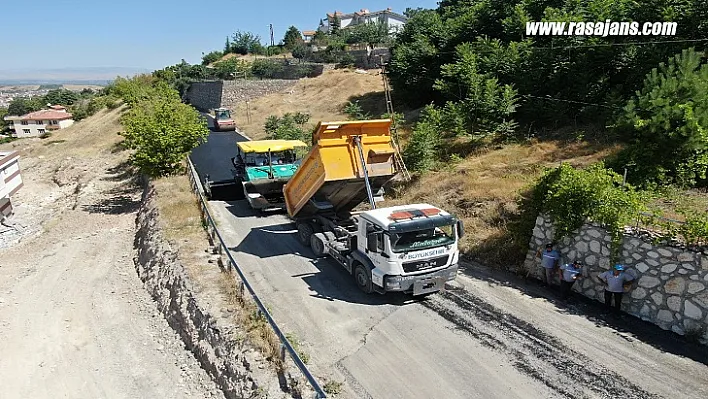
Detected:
left=558, top=260, right=583, bottom=300
left=598, top=264, right=635, bottom=314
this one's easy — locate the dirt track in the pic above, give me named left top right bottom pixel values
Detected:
left=0, top=109, right=223, bottom=399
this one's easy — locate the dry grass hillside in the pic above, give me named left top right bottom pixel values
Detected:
left=382, top=140, right=623, bottom=266
left=212, top=52, right=294, bottom=65
left=233, top=69, right=388, bottom=139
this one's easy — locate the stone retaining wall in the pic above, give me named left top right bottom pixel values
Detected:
left=185, top=81, right=223, bottom=112
left=220, top=79, right=297, bottom=109
left=184, top=79, right=298, bottom=112
left=523, top=215, right=708, bottom=343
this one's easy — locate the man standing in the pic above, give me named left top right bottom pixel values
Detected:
left=598, top=264, right=635, bottom=314
left=558, top=260, right=583, bottom=300
left=536, top=243, right=560, bottom=287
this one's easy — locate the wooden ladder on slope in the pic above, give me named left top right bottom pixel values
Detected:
left=380, top=60, right=411, bottom=182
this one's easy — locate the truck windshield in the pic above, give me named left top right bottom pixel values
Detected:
left=391, top=224, right=455, bottom=253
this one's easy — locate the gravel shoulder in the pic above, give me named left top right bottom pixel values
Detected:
left=0, top=108, right=223, bottom=399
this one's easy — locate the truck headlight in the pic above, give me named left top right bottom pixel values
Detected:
left=385, top=276, right=402, bottom=288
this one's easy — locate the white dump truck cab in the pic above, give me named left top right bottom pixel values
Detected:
left=353, top=204, right=463, bottom=295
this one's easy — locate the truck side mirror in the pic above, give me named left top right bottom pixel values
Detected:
left=367, top=233, right=378, bottom=252
left=457, top=220, right=465, bottom=239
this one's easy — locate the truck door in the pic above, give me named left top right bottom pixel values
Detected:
left=364, top=222, right=386, bottom=269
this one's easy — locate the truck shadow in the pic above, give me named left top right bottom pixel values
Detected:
left=230, top=222, right=308, bottom=258
left=457, top=261, right=708, bottom=365
left=226, top=210, right=421, bottom=306
left=296, top=258, right=417, bottom=306
left=224, top=200, right=288, bottom=218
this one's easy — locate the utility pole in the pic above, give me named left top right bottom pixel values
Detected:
left=269, top=24, right=275, bottom=47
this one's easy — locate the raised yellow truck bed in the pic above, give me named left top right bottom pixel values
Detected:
left=283, top=119, right=399, bottom=219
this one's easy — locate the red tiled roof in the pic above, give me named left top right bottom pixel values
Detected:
left=21, top=109, right=73, bottom=121
left=302, top=30, right=317, bottom=35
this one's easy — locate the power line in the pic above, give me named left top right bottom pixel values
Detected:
left=522, top=37, right=708, bottom=50
left=416, top=37, right=708, bottom=56
left=521, top=94, right=624, bottom=110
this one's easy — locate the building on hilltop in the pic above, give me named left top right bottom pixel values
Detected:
left=3, top=104, right=74, bottom=138
left=0, top=150, right=22, bottom=221
left=318, top=8, right=408, bottom=34
left=302, top=30, right=317, bottom=43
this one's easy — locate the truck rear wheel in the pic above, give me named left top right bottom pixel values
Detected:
left=296, top=222, right=314, bottom=247
left=353, top=263, right=373, bottom=294
left=310, top=233, right=327, bottom=257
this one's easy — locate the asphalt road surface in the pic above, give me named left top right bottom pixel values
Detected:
left=189, top=129, right=708, bottom=399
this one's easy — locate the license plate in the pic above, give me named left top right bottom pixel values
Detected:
left=413, top=277, right=443, bottom=296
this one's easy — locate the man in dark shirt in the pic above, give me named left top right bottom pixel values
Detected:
left=536, top=243, right=560, bottom=287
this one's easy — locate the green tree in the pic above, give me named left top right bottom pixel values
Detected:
left=291, top=43, right=312, bottom=60
left=404, top=7, right=426, bottom=18
left=201, top=50, right=223, bottom=65
left=433, top=43, right=519, bottom=139
left=231, top=30, right=263, bottom=55
left=345, top=20, right=391, bottom=64
left=224, top=36, right=231, bottom=53
left=44, top=89, right=80, bottom=106
left=213, top=58, right=250, bottom=79
left=0, top=107, right=8, bottom=133
left=612, top=48, right=708, bottom=187
left=8, top=97, right=44, bottom=116
left=283, top=26, right=304, bottom=50
left=120, top=98, right=209, bottom=177
left=404, top=105, right=443, bottom=172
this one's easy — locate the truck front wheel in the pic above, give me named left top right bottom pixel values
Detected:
left=296, top=222, right=314, bottom=247
left=353, top=264, right=373, bottom=294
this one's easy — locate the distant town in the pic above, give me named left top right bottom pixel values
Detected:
left=0, top=83, right=105, bottom=108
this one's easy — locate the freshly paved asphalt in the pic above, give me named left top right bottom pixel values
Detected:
left=188, top=124, right=708, bottom=399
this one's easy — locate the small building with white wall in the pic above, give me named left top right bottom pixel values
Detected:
left=3, top=105, right=74, bottom=138
left=319, top=8, right=408, bottom=35
left=0, top=150, right=23, bottom=219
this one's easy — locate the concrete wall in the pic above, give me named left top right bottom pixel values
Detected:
left=523, top=215, right=708, bottom=343
left=184, top=81, right=223, bottom=112
left=349, top=48, right=391, bottom=69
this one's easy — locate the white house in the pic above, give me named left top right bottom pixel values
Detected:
left=302, top=30, right=317, bottom=43
left=4, top=105, right=74, bottom=138
left=0, top=150, right=22, bottom=219
left=319, top=8, right=408, bottom=35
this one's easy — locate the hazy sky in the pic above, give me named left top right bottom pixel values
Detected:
left=0, top=0, right=438, bottom=71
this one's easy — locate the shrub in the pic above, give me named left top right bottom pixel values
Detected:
left=120, top=98, right=209, bottom=177
left=526, top=162, right=647, bottom=260
left=343, top=101, right=371, bottom=120
left=264, top=113, right=311, bottom=142
left=251, top=59, right=285, bottom=79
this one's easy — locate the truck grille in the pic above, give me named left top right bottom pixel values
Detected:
left=402, top=255, right=449, bottom=273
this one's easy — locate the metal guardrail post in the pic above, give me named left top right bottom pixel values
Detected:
left=185, top=157, right=328, bottom=399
